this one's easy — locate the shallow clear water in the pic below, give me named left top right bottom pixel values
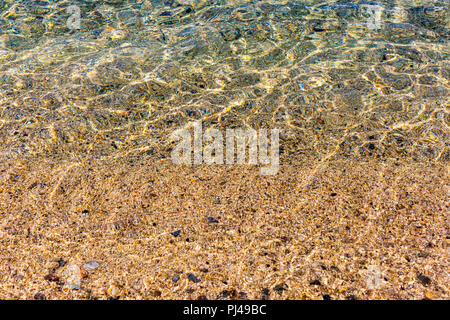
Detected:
left=0, top=0, right=448, bottom=164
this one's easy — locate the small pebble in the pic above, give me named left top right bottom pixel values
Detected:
left=238, top=292, right=247, bottom=299
left=34, top=293, right=46, bottom=300
left=187, top=273, right=200, bottom=283
left=207, top=217, right=219, bottom=223
left=170, top=230, right=181, bottom=237
left=44, top=273, right=59, bottom=282
left=83, top=261, right=100, bottom=271
left=172, top=275, right=180, bottom=283
left=151, top=290, right=162, bottom=297
left=57, top=259, right=66, bottom=268
left=221, top=290, right=236, bottom=299
left=330, top=266, right=339, bottom=271
left=107, top=284, right=120, bottom=297
left=261, top=288, right=270, bottom=299
left=65, top=265, right=81, bottom=290
left=309, top=280, right=321, bottom=286
left=273, top=283, right=288, bottom=293
left=417, top=274, right=431, bottom=286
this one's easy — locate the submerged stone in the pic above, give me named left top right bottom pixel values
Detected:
left=83, top=261, right=100, bottom=271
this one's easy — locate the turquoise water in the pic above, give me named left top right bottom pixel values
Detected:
left=0, top=0, right=448, bottom=164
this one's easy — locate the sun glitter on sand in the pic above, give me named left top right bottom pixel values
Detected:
left=0, top=157, right=447, bottom=300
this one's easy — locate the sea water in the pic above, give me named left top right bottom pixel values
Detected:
left=0, top=0, right=448, bottom=165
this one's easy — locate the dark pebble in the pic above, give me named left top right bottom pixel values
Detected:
left=44, top=273, right=60, bottom=282
left=187, top=273, right=200, bottom=283
left=261, top=288, right=270, bottom=299
left=34, top=293, right=46, bottom=300
left=330, top=192, right=337, bottom=197
left=197, top=295, right=207, bottom=300
left=238, top=292, right=247, bottom=299
left=220, top=289, right=237, bottom=299
left=273, top=283, right=288, bottom=293
left=417, top=273, right=431, bottom=286
left=207, top=217, right=219, bottom=223
left=151, top=290, right=162, bottom=297
left=323, top=294, right=331, bottom=300
left=220, top=290, right=229, bottom=298
left=200, top=268, right=209, bottom=273
left=330, top=266, right=339, bottom=271
left=172, top=275, right=180, bottom=283
left=57, top=258, right=66, bottom=268
left=309, top=280, right=321, bottom=286
left=170, top=230, right=181, bottom=237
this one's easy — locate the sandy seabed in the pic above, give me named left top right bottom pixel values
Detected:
left=0, top=157, right=448, bottom=300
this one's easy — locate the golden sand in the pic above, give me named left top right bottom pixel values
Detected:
left=0, top=158, right=448, bottom=300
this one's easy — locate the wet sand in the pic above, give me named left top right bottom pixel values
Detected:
left=0, top=157, right=447, bottom=300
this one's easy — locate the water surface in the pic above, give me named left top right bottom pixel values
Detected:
left=0, top=0, right=448, bottom=164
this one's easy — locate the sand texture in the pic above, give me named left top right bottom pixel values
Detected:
left=0, top=158, right=448, bottom=300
